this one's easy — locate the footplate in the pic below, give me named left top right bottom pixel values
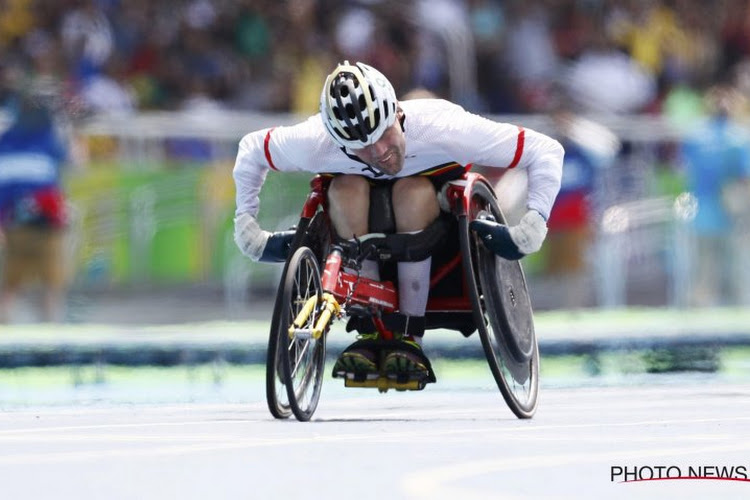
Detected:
left=332, top=338, right=437, bottom=392
left=344, top=377, right=426, bottom=393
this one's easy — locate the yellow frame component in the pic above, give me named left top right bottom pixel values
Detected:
left=288, top=292, right=340, bottom=340
left=344, top=377, right=422, bottom=393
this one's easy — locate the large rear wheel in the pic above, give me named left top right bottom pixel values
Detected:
left=460, top=180, right=539, bottom=418
left=279, top=246, right=327, bottom=421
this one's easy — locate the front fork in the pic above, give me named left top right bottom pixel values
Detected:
left=288, top=292, right=340, bottom=340
left=287, top=245, right=344, bottom=341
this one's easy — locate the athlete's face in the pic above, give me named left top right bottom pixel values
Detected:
left=351, top=110, right=405, bottom=175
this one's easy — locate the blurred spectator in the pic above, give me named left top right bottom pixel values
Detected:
left=467, top=0, right=510, bottom=111
left=562, top=27, right=657, bottom=114
left=0, top=0, right=35, bottom=48
left=0, top=90, right=70, bottom=323
left=234, top=1, right=272, bottom=62
left=334, top=5, right=376, bottom=61
left=734, top=57, right=750, bottom=104
left=179, top=76, right=225, bottom=114
left=80, top=59, right=137, bottom=115
left=414, top=0, right=477, bottom=105
left=662, top=81, right=705, bottom=130
left=60, top=0, right=114, bottom=80
left=543, top=103, right=621, bottom=307
left=607, top=0, right=686, bottom=77
left=719, top=0, right=750, bottom=72
left=502, top=1, right=560, bottom=112
left=680, top=84, right=750, bottom=306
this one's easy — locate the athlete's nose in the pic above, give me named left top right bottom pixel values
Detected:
left=371, top=138, right=390, bottom=160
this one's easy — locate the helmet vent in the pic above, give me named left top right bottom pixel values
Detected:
left=370, top=109, right=380, bottom=131
left=354, top=124, right=365, bottom=140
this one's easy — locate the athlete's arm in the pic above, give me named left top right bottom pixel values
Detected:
left=232, top=125, right=308, bottom=262
left=436, top=103, right=564, bottom=258
left=437, top=103, right=563, bottom=220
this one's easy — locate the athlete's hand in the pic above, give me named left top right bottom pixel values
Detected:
left=234, top=213, right=294, bottom=263
left=469, top=210, right=547, bottom=260
left=261, top=230, right=295, bottom=262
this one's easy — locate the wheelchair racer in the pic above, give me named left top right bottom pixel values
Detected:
left=233, top=61, right=564, bottom=384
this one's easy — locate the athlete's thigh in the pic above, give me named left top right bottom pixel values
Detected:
left=328, top=174, right=370, bottom=239
left=392, top=176, right=439, bottom=232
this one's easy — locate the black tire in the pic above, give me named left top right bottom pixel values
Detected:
left=266, top=283, right=293, bottom=419
left=459, top=180, right=539, bottom=418
left=279, top=246, right=327, bottom=421
left=265, top=212, right=331, bottom=419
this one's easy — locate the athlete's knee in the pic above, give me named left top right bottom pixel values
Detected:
left=393, top=177, right=439, bottom=231
left=393, top=176, right=432, bottom=195
left=329, top=175, right=370, bottom=238
left=330, top=174, right=369, bottom=199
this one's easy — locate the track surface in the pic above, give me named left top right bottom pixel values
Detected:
left=1, top=377, right=749, bottom=499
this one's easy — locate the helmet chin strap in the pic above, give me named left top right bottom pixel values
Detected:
left=365, top=160, right=389, bottom=175
left=362, top=160, right=389, bottom=177
left=338, top=146, right=388, bottom=177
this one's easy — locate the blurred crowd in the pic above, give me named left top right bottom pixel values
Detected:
left=2, top=0, right=750, bottom=322
left=2, top=0, right=750, bottom=116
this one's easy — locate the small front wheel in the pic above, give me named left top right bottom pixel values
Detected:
left=278, top=246, right=327, bottom=421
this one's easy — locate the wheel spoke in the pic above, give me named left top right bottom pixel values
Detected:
left=288, top=336, right=311, bottom=378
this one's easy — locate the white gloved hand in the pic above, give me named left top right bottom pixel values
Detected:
left=509, top=209, right=548, bottom=254
left=234, top=212, right=270, bottom=261
left=470, top=209, right=547, bottom=260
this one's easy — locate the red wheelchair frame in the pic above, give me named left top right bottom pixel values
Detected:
left=308, top=175, right=478, bottom=322
left=266, top=171, right=539, bottom=421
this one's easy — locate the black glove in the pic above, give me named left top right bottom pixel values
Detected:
left=469, top=217, right=525, bottom=261
left=259, top=230, right=296, bottom=263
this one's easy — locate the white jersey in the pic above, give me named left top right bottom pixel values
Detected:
left=233, top=99, right=563, bottom=220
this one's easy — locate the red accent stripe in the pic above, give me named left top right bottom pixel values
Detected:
left=264, top=128, right=278, bottom=171
left=429, top=253, right=462, bottom=289
left=507, top=126, right=525, bottom=169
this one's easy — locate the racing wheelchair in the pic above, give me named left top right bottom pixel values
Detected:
left=265, top=171, right=539, bottom=421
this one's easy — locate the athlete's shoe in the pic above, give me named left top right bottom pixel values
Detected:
left=383, top=338, right=430, bottom=382
left=332, top=334, right=379, bottom=380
